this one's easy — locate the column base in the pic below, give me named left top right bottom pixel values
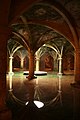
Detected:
left=57, top=73, right=63, bottom=76
left=0, top=108, right=12, bottom=120
left=8, top=89, right=13, bottom=92
left=70, top=82, right=80, bottom=89
left=26, top=75, right=37, bottom=80
left=8, top=72, right=14, bottom=75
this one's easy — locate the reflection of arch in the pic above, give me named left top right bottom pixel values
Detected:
left=8, top=91, right=25, bottom=105
left=8, top=81, right=62, bottom=108
left=34, top=85, right=60, bottom=107
left=7, top=74, right=62, bottom=109
left=34, top=75, right=62, bottom=107
left=13, top=56, right=20, bottom=70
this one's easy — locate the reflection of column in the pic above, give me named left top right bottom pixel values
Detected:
left=58, top=75, right=61, bottom=91
left=58, top=75, right=62, bottom=106
left=35, top=57, right=40, bottom=71
left=9, top=75, right=13, bottom=91
left=58, top=57, right=63, bottom=75
left=34, top=79, right=40, bottom=100
left=9, top=56, right=14, bottom=75
left=28, top=83, right=35, bottom=102
left=36, top=78, right=39, bottom=85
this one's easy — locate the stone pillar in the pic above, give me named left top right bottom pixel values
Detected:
left=0, top=27, right=12, bottom=119
left=9, top=56, right=13, bottom=75
left=35, top=57, right=40, bottom=71
left=0, top=0, right=12, bottom=118
left=74, top=49, right=80, bottom=84
left=20, top=57, right=24, bottom=69
left=28, top=50, right=35, bottom=80
left=58, top=57, right=63, bottom=75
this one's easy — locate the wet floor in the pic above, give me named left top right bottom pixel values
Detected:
left=6, top=71, right=80, bottom=120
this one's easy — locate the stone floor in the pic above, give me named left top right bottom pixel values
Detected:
left=6, top=71, right=80, bottom=120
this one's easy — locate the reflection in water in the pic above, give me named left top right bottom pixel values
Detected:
left=33, top=101, right=44, bottom=108
left=58, top=75, right=62, bottom=106
left=72, top=86, right=80, bottom=119
left=34, top=75, right=62, bottom=107
left=44, top=75, right=62, bottom=107
left=8, top=90, right=25, bottom=105
left=7, top=74, right=63, bottom=108
left=7, top=74, right=13, bottom=91
left=7, top=73, right=80, bottom=119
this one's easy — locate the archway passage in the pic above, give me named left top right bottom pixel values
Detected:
left=11, top=22, right=75, bottom=80
left=9, top=0, right=80, bottom=81
left=13, top=56, right=21, bottom=71
left=1, top=0, right=80, bottom=119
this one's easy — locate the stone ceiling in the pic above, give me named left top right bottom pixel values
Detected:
left=10, top=0, right=80, bottom=53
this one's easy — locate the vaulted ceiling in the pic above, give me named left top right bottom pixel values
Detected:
left=7, top=0, right=80, bottom=53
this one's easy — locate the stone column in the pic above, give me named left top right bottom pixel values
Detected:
left=58, top=75, right=62, bottom=105
left=58, top=57, right=63, bottom=75
left=35, top=57, right=40, bottom=71
left=20, top=57, right=24, bottom=69
left=0, top=0, right=12, bottom=118
left=9, top=56, right=13, bottom=75
left=28, top=50, right=35, bottom=80
left=0, top=27, right=12, bottom=120
left=74, top=49, right=80, bottom=84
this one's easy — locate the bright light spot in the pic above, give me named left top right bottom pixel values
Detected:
left=34, top=101, right=44, bottom=108
left=25, top=101, right=44, bottom=108
left=25, top=102, right=29, bottom=105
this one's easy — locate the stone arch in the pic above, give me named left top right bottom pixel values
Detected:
left=9, top=0, right=80, bottom=82
left=10, top=0, right=78, bottom=49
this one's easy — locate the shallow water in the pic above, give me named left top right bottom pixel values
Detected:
left=6, top=72, right=80, bottom=120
